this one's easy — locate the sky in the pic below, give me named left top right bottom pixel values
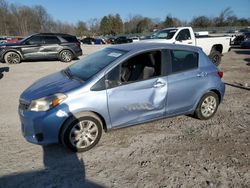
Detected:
left=6, top=0, right=250, bottom=24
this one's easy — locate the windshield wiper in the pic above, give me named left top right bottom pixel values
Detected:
left=63, top=68, right=84, bottom=82
left=62, top=68, right=72, bottom=79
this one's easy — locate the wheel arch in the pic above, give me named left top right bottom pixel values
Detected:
left=58, top=48, right=75, bottom=57
left=210, top=89, right=222, bottom=103
left=3, top=50, right=24, bottom=61
left=210, top=44, right=223, bottom=54
left=58, top=111, right=107, bottom=143
left=194, top=89, right=222, bottom=112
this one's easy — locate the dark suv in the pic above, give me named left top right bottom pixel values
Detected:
left=0, top=33, right=82, bottom=64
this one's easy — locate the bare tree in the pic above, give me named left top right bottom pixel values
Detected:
left=0, top=0, right=9, bottom=35
left=88, top=18, right=100, bottom=36
left=0, top=0, right=250, bottom=37
left=214, top=7, right=234, bottom=26
left=190, top=16, right=212, bottom=28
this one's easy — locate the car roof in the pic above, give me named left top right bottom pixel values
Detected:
left=33, top=33, right=75, bottom=37
left=108, top=42, right=201, bottom=53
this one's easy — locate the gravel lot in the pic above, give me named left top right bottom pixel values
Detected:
left=0, top=45, right=249, bottom=188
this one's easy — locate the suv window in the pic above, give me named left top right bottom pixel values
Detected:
left=171, top=50, right=198, bottom=73
left=106, top=50, right=162, bottom=88
left=26, top=36, right=43, bottom=45
left=176, top=29, right=191, bottom=41
left=43, top=36, right=60, bottom=44
left=61, top=35, right=78, bottom=42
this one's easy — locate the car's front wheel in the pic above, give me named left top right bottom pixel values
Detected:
left=4, top=51, right=21, bottom=64
left=61, top=113, right=102, bottom=152
left=194, top=92, right=219, bottom=120
left=59, top=50, right=73, bottom=62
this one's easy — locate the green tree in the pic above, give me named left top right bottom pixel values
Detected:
left=76, top=21, right=88, bottom=37
left=162, top=14, right=182, bottom=28
left=100, top=16, right=110, bottom=35
left=100, top=14, right=123, bottom=35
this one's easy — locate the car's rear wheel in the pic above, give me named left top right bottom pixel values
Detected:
left=61, top=114, right=102, bottom=152
left=59, top=50, right=73, bottom=62
left=194, top=92, right=219, bottom=120
left=209, top=50, right=221, bottom=66
left=4, top=52, right=21, bottom=64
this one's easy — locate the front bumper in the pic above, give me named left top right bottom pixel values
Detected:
left=19, top=106, right=70, bottom=145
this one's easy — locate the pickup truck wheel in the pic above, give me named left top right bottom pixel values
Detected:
left=59, top=50, right=73, bottom=62
left=209, top=50, right=221, bottom=66
left=4, top=52, right=21, bottom=64
left=194, top=91, right=219, bottom=120
left=61, top=115, right=102, bottom=152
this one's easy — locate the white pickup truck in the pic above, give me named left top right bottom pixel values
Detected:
left=144, top=27, right=232, bottom=66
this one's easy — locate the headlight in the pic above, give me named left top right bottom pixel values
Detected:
left=28, top=93, right=67, bottom=112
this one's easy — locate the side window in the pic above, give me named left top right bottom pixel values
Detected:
left=43, top=36, right=60, bottom=44
left=26, top=36, right=43, bottom=45
left=106, top=50, right=162, bottom=88
left=171, top=50, right=198, bottom=73
left=176, top=29, right=191, bottom=41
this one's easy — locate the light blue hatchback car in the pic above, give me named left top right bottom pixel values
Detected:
left=19, top=43, right=225, bottom=152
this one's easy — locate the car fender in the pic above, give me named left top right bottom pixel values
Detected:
left=192, top=87, right=223, bottom=112
left=58, top=110, right=109, bottom=142
left=58, top=47, right=76, bottom=57
left=2, top=49, right=24, bottom=60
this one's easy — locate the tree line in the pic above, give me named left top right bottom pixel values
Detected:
left=0, top=0, right=249, bottom=37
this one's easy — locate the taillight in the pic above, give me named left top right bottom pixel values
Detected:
left=218, top=71, right=223, bottom=78
left=76, top=41, right=81, bottom=48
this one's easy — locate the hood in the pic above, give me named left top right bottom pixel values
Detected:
left=0, top=42, right=21, bottom=46
left=20, top=71, right=83, bottom=101
left=140, top=38, right=172, bottom=43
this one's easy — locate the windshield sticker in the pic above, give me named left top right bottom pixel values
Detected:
left=108, top=52, right=122, bottom=57
left=170, top=30, right=177, bottom=33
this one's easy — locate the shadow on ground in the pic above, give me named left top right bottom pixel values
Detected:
left=225, top=82, right=250, bottom=91
left=234, top=49, right=250, bottom=55
left=244, top=58, right=250, bottom=65
left=0, top=145, right=104, bottom=188
left=0, top=67, right=9, bottom=79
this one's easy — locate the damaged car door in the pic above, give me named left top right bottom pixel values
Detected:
left=106, top=50, right=168, bottom=128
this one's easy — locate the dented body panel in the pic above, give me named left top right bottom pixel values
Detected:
left=107, top=77, right=168, bottom=127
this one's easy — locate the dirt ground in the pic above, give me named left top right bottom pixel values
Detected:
left=0, top=45, right=249, bottom=188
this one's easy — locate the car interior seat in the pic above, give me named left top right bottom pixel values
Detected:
left=141, top=53, right=156, bottom=80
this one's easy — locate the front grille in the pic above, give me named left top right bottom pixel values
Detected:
left=19, top=99, right=30, bottom=110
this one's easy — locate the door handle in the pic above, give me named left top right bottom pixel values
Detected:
left=188, top=42, right=193, bottom=44
left=197, top=72, right=207, bottom=77
left=153, top=81, right=166, bottom=88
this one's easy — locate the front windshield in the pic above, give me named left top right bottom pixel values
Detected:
left=68, top=48, right=127, bottom=81
left=152, top=29, right=177, bottom=39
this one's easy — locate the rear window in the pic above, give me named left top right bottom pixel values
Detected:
left=61, top=36, right=78, bottom=42
left=171, top=50, right=198, bottom=73
left=43, top=36, right=60, bottom=44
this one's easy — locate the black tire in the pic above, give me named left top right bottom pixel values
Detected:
left=4, top=51, right=21, bottom=64
left=60, top=113, right=102, bottom=152
left=194, top=91, right=219, bottom=120
left=208, top=50, right=221, bottom=66
left=59, top=50, right=73, bottom=62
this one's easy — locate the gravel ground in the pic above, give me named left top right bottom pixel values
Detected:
left=0, top=45, right=249, bottom=188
